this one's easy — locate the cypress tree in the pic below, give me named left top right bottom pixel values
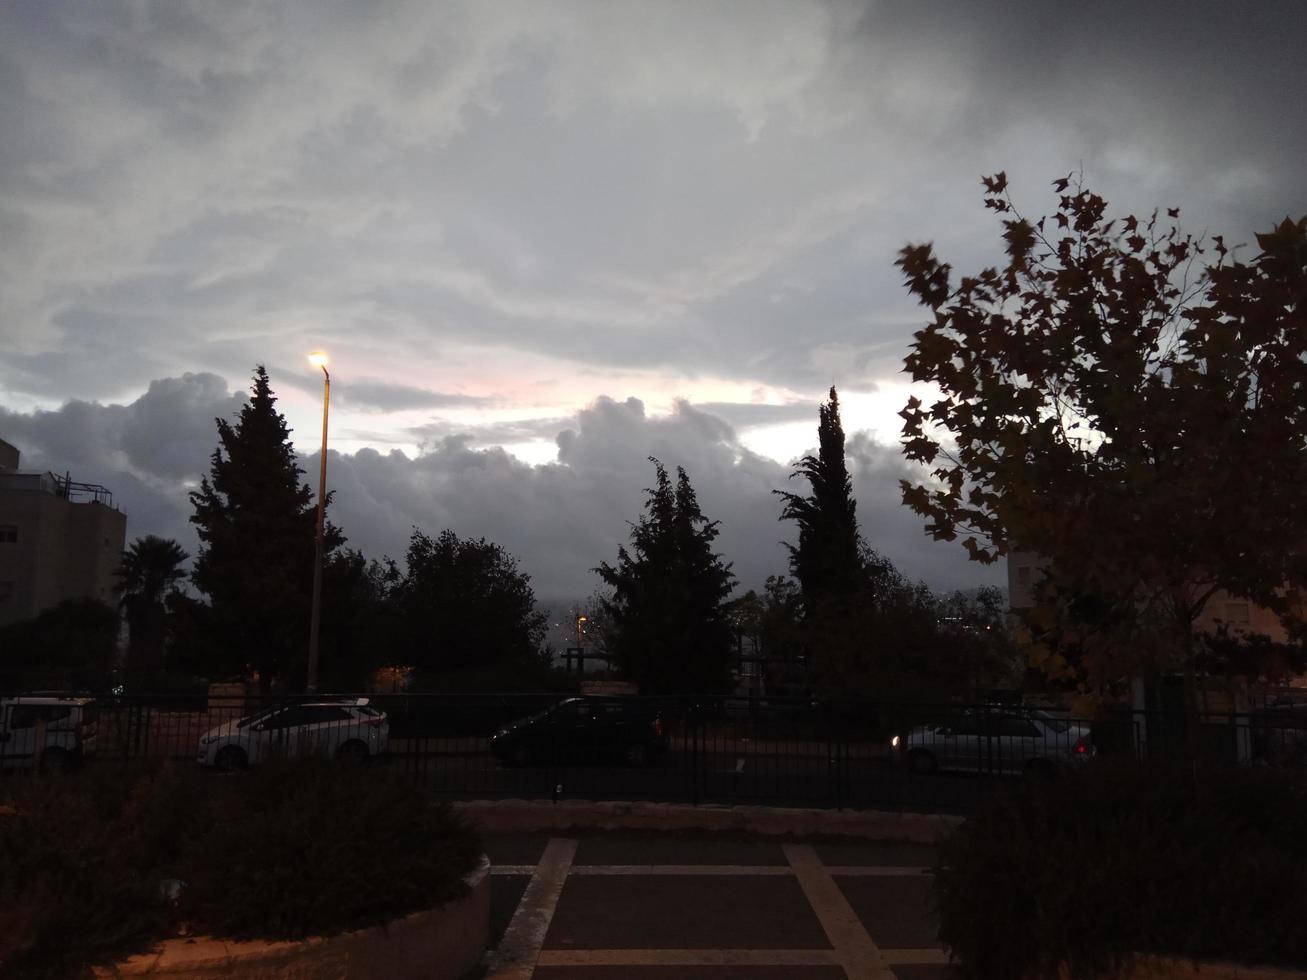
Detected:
left=775, top=386, right=864, bottom=618
left=189, top=366, right=340, bottom=689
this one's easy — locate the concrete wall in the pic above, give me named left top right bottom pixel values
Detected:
left=0, top=486, right=127, bottom=627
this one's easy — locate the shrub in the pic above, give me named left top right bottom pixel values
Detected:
left=0, top=765, right=183, bottom=979
left=182, top=761, right=482, bottom=939
left=0, top=762, right=483, bottom=979
left=934, top=761, right=1307, bottom=979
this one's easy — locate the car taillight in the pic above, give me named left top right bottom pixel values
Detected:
left=1074, top=738, right=1087, bottom=754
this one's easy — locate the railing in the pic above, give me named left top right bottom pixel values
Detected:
left=2, top=693, right=1303, bottom=814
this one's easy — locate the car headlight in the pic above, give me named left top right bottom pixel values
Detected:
left=890, top=734, right=901, bottom=748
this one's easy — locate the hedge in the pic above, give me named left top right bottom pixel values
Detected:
left=934, top=761, right=1307, bottom=979
left=0, top=761, right=482, bottom=979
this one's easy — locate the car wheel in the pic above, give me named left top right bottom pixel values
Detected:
left=623, top=743, right=649, bottom=767
left=907, top=749, right=937, bottom=775
left=336, top=740, right=369, bottom=765
left=509, top=744, right=534, bottom=767
left=39, top=748, right=69, bottom=773
left=215, top=746, right=247, bottom=772
left=1023, top=759, right=1056, bottom=781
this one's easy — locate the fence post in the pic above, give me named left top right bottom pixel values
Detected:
left=691, top=705, right=700, bottom=807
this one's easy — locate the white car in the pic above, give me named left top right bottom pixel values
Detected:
left=196, top=699, right=389, bottom=770
left=892, top=708, right=1094, bottom=777
left=0, top=695, right=97, bottom=771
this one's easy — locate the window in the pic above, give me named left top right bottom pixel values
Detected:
left=997, top=716, right=1041, bottom=738
left=8, top=705, right=72, bottom=730
left=1035, top=712, right=1071, bottom=733
left=260, top=706, right=307, bottom=731
left=1225, top=602, right=1251, bottom=625
left=301, top=706, right=350, bottom=725
left=0, top=525, right=16, bottom=544
left=946, top=717, right=983, bottom=737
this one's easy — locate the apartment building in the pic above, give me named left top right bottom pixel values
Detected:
left=0, top=438, right=127, bottom=627
left=1007, top=549, right=1295, bottom=644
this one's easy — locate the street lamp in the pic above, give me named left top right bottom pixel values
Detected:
left=306, top=351, right=330, bottom=692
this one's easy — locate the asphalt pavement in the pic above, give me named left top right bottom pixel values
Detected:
left=477, top=829, right=959, bottom=980
left=395, top=746, right=997, bottom=816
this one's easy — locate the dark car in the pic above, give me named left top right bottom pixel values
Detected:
left=490, top=697, right=666, bottom=767
left=1251, top=700, right=1307, bottom=766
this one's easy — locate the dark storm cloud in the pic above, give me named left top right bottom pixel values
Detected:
left=4, top=0, right=1303, bottom=413
left=1, top=0, right=1304, bottom=592
left=272, top=369, right=497, bottom=413
left=683, top=402, right=818, bottom=429
left=405, top=416, right=573, bottom=449
left=0, top=377, right=998, bottom=598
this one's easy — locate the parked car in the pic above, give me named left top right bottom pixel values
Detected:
left=196, top=699, right=389, bottom=770
left=891, top=708, right=1094, bottom=777
left=490, top=697, right=666, bottom=767
left=0, top=695, right=97, bottom=771
left=1251, top=701, right=1307, bottom=766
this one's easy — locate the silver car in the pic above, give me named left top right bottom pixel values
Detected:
left=892, top=709, right=1094, bottom=777
left=197, top=699, right=389, bottom=770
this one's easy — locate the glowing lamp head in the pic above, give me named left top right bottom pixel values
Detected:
left=308, top=351, right=329, bottom=370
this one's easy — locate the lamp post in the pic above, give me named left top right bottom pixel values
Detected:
left=306, top=351, right=330, bottom=693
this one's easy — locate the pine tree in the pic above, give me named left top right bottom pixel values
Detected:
left=189, top=366, right=340, bottom=688
left=775, top=387, right=864, bottom=618
left=597, top=459, right=736, bottom=694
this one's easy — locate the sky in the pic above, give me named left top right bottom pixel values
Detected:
left=2, top=1, right=1305, bottom=608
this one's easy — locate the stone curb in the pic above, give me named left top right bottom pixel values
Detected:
left=93, top=856, right=490, bottom=979
left=455, top=799, right=962, bottom=843
left=1064, top=957, right=1305, bottom=980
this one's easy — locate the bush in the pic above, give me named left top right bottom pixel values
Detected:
left=0, top=762, right=483, bottom=979
left=183, top=761, right=482, bottom=939
left=0, top=765, right=193, bottom=979
left=934, top=762, right=1307, bottom=979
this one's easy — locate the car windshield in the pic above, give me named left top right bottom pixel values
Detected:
left=1034, top=711, right=1071, bottom=733
left=237, top=707, right=280, bottom=728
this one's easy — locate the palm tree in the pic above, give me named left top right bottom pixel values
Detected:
left=117, top=536, right=190, bottom=675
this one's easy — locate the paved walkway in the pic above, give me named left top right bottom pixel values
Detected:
left=480, top=831, right=958, bottom=980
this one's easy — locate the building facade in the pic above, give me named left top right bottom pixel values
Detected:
left=0, top=439, right=127, bottom=627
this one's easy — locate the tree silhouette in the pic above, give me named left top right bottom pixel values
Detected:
left=897, top=173, right=1307, bottom=717
left=392, top=528, right=549, bottom=688
left=597, top=459, right=736, bottom=694
left=775, top=387, right=864, bottom=618
left=189, top=366, right=341, bottom=689
left=116, top=535, right=189, bottom=676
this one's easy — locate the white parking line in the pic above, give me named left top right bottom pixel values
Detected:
left=569, top=864, right=792, bottom=876
left=784, top=843, right=897, bottom=980
left=491, top=863, right=930, bottom=877
left=485, top=837, right=576, bottom=980
left=536, top=948, right=842, bottom=967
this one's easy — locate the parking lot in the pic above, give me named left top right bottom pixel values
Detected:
left=481, top=829, right=958, bottom=980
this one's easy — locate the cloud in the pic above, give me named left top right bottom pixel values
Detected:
left=0, top=376, right=1001, bottom=609
left=1, top=1, right=1302, bottom=571
left=682, top=401, right=818, bottom=430
left=272, top=369, right=497, bottom=413
left=4, top=0, right=1302, bottom=420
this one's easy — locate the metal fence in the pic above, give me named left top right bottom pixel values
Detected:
left=3, top=691, right=1304, bottom=814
